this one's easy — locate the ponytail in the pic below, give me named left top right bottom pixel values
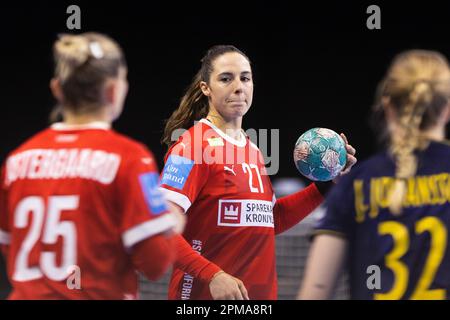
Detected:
left=369, top=50, right=450, bottom=215
left=389, top=81, right=432, bottom=214
left=161, top=72, right=209, bottom=147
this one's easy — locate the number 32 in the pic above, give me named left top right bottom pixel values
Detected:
left=376, top=216, right=447, bottom=300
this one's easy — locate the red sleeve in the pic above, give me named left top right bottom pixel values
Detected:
left=173, top=234, right=221, bottom=283
left=0, top=165, right=10, bottom=247
left=273, top=183, right=324, bottom=235
left=117, top=146, right=176, bottom=249
left=159, top=138, right=210, bottom=213
left=130, top=233, right=176, bottom=281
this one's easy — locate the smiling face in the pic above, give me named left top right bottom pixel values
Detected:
left=200, top=52, right=253, bottom=122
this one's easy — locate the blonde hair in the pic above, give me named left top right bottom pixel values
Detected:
left=52, top=32, right=126, bottom=118
left=375, top=50, right=450, bottom=214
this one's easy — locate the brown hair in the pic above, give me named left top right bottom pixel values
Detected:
left=161, top=45, right=250, bottom=147
left=371, top=50, right=450, bottom=214
left=51, top=32, right=126, bottom=118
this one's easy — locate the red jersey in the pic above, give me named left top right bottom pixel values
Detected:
left=0, top=122, right=175, bottom=299
left=160, top=119, right=277, bottom=300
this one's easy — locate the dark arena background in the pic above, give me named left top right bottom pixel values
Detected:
left=1, top=0, right=450, bottom=304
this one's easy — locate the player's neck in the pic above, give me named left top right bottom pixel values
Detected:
left=63, top=108, right=111, bottom=125
left=422, top=126, right=446, bottom=142
left=206, top=113, right=243, bottom=141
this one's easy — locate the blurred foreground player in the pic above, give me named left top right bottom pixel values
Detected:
left=0, top=33, right=184, bottom=299
left=299, top=50, right=450, bottom=300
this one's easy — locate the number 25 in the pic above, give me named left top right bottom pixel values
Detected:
left=13, top=195, right=79, bottom=282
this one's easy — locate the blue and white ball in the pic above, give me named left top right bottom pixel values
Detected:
left=293, top=128, right=347, bottom=181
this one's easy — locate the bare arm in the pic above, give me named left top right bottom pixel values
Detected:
left=297, top=234, right=348, bottom=299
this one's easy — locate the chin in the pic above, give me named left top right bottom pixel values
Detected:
left=224, top=111, right=244, bottom=120
left=236, top=107, right=249, bottom=117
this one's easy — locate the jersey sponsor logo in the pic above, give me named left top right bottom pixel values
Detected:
left=180, top=239, right=203, bottom=300
left=161, top=155, right=194, bottom=190
left=55, top=134, right=79, bottom=143
left=139, top=172, right=167, bottom=215
left=224, top=165, right=236, bottom=176
left=218, top=199, right=274, bottom=228
left=207, top=137, right=224, bottom=147
left=220, top=202, right=241, bottom=224
left=5, top=148, right=121, bottom=186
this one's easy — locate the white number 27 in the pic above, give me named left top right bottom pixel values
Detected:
left=242, top=163, right=264, bottom=193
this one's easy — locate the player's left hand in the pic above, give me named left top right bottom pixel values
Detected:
left=333, top=133, right=357, bottom=183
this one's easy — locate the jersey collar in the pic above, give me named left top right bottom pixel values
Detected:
left=50, top=121, right=111, bottom=131
left=199, top=118, right=247, bottom=147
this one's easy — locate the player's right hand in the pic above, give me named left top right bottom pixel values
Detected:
left=209, top=271, right=250, bottom=300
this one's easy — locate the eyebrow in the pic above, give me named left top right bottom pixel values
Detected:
left=217, top=71, right=252, bottom=77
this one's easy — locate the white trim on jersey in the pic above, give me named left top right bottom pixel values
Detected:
left=51, top=122, right=111, bottom=131
left=199, top=119, right=247, bottom=148
left=159, top=188, right=192, bottom=213
left=0, top=229, right=11, bottom=245
left=249, top=140, right=260, bottom=151
left=272, top=194, right=277, bottom=207
left=122, top=214, right=176, bottom=249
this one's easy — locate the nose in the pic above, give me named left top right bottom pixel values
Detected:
left=233, top=78, right=244, bottom=94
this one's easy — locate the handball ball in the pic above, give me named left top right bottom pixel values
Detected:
left=293, top=128, right=347, bottom=181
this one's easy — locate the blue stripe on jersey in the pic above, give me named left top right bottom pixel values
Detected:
left=161, top=155, right=194, bottom=190
left=139, top=172, right=167, bottom=215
